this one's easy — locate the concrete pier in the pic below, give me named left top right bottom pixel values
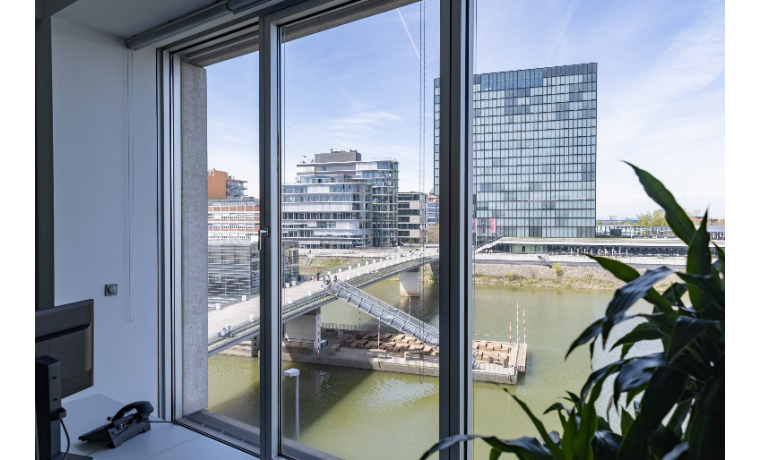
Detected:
left=399, top=269, right=421, bottom=296
left=221, top=327, right=528, bottom=385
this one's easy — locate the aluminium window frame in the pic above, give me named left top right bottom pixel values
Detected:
left=161, top=0, right=474, bottom=458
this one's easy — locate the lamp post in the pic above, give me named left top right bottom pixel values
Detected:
left=283, top=368, right=300, bottom=442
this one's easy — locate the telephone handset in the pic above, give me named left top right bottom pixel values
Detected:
left=79, top=401, right=154, bottom=448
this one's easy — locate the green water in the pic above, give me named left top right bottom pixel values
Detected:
left=209, top=280, right=654, bottom=459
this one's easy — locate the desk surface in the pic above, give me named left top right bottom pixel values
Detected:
left=62, top=395, right=252, bottom=459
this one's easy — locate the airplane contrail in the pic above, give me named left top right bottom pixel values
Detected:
left=396, top=9, right=420, bottom=61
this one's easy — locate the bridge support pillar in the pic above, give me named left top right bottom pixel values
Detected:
left=428, top=261, right=440, bottom=280
left=284, top=307, right=322, bottom=351
left=400, top=269, right=421, bottom=297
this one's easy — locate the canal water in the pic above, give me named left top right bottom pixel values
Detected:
left=208, top=280, right=656, bottom=459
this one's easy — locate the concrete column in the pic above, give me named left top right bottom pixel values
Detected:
left=400, top=268, right=421, bottom=296
left=284, top=308, right=321, bottom=347
left=181, top=61, right=208, bottom=415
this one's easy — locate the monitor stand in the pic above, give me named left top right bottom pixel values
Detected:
left=36, top=357, right=92, bottom=460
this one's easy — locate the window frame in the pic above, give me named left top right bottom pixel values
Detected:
left=162, top=0, right=475, bottom=458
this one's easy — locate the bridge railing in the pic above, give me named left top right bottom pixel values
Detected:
left=329, top=281, right=439, bottom=346
left=207, top=254, right=439, bottom=353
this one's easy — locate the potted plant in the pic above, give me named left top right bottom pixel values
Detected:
left=421, top=164, right=724, bottom=460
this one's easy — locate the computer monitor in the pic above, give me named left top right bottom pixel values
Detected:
left=35, top=299, right=94, bottom=460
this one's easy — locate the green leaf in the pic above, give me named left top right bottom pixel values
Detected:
left=591, top=431, right=621, bottom=460
left=662, top=442, right=689, bottom=460
left=419, top=434, right=555, bottom=460
left=686, top=373, right=725, bottom=460
left=566, top=318, right=603, bottom=359
left=560, top=415, right=578, bottom=460
left=613, top=353, right=666, bottom=406
left=565, top=392, right=580, bottom=405
left=610, top=322, right=664, bottom=358
left=583, top=254, right=640, bottom=282
left=585, top=255, right=672, bottom=314
left=649, top=423, right=682, bottom=459
left=573, top=394, right=597, bottom=460
left=543, top=403, right=570, bottom=416
left=620, top=409, right=634, bottom=436
left=625, top=162, right=695, bottom=243
left=665, top=400, right=692, bottom=436
left=618, top=367, right=688, bottom=460
left=666, top=316, right=716, bottom=363
left=504, top=391, right=565, bottom=460
left=677, top=272, right=724, bottom=320
left=686, top=213, right=712, bottom=311
left=661, top=282, right=688, bottom=307
left=624, top=382, right=647, bottom=408
left=579, top=362, right=619, bottom=403
left=419, top=434, right=480, bottom=459
left=601, top=267, right=674, bottom=343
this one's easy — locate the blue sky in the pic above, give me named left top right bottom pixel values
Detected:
left=207, top=0, right=725, bottom=219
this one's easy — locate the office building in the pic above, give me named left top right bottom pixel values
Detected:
left=427, top=194, right=439, bottom=226
left=434, top=63, right=597, bottom=239
left=207, top=169, right=248, bottom=200
left=294, top=149, right=399, bottom=247
left=38, top=2, right=604, bottom=459
left=398, top=192, right=428, bottom=244
left=282, top=173, right=374, bottom=249
left=208, top=239, right=300, bottom=304
left=207, top=197, right=259, bottom=240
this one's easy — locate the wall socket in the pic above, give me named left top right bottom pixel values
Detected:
left=105, top=284, right=118, bottom=296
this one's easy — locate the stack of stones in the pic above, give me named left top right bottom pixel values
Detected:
left=338, top=331, right=438, bottom=357
left=472, top=339, right=512, bottom=366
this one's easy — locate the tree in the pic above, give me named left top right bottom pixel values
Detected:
left=636, top=209, right=667, bottom=227
left=427, top=224, right=439, bottom=243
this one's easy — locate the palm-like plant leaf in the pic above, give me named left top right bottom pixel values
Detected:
left=420, top=165, right=724, bottom=460
left=600, top=266, right=673, bottom=343
left=625, top=162, right=695, bottom=243
left=685, top=373, right=724, bottom=460
left=613, top=353, right=665, bottom=407
left=611, top=322, right=663, bottom=359
left=618, top=367, right=688, bottom=460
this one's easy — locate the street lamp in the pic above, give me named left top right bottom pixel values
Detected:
left=283, top=368, right=300, bottom=442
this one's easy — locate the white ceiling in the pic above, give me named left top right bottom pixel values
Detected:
left=54, top=0, right=217, bottom=40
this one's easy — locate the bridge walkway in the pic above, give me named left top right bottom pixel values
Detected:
left=207, top=254, right=439, bottom=355
left=328, top=281, right=439, bottom=346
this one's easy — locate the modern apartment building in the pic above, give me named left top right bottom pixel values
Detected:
left=207, top=169, right=247, bottom=200
left=434, top=63, right=597, bottom=239
left=398, top=192, right=428, bottom=245
left=294, top=149, right=399, bottom=247
left=282, top=173, right=374, bottom=249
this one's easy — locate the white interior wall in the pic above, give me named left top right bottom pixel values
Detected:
left=52, top=16, right=160, bottom=406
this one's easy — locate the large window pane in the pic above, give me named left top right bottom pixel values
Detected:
left=279, top=2, right=441, bottom=458
left=466, top=0, right=724, bottom=458
left=203, top=51, right=264, bottom=438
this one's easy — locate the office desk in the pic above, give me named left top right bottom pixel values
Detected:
left=61, top=395, right=252, bottom=459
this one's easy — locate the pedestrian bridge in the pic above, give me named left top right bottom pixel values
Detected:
left=328, top=281, right=439, bottom=346
left=207, top=254, right=439, bottom=356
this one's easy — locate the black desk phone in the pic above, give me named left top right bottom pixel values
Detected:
left=79, top=401, right=154, bottom=448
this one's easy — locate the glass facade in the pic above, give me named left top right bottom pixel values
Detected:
left=435, top=63, right=597, bottom=240
left=282, top=173, right=374, bottom=249
left=398, top=192, right=428, bottom=244
left=294, top=150, right=399, bottom=247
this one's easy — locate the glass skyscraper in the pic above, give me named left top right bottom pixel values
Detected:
left=434, top=63, right=597, bottom=239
